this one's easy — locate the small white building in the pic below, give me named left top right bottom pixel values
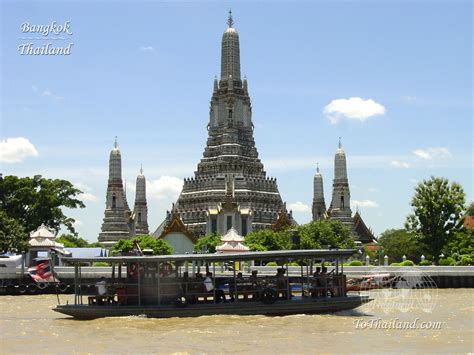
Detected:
left=216, top=228, right=250, bottom=253
left=28, top=224, right=67, bottom=266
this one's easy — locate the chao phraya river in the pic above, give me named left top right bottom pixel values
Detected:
left=1, top=289, right=472, bottom=354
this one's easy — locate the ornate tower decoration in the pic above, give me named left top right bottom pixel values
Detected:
left=312, top=163, right=327, bottom=221
left=98, top=138, right=132, bottom=247
left=133, top=165, right=149, bottom=235
left=169, top=12, right=289, bottom=237
left=328, top=138, right=354, bottom=225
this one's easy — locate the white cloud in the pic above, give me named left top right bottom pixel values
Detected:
left=367, top=187, right=378, bottom=192
left=73, top=183, right=98, bottom=202
left=73, top=219, right=83, bottom=227
left=390, top=160, right=410, bottom=169
left=413, top=147, right=452, bottom=160
left=42, top=89, right=63, bottom=100
left=323, top=97, right=386, bottom=124
left=351, top=199, right=379, bottom=209
left=139, top=46, right=156, bottom=53
left=147, top=176, right=183, bottom=200
left=0, top=137, right=39, bottom=163
left=288, top=201, right=311, bottom=213
left=79, top=192, right=98, bottom=202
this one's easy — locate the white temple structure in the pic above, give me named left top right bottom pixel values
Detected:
left=216, top=227, right=250, bottom=253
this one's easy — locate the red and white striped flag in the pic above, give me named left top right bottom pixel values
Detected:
left=28, top=261, right=55, bottom=282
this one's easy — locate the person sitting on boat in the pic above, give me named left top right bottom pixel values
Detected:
left=320, top=267, right=334, bottom=297
left=311, top=267, right=321, bottom=297
left=204, top=272, right=226, bottom=303
left=95, top=277, right=107, bottom=305
left=275, top=268, right=288, bottom=298
left=249, top=270, right=261, bottom=300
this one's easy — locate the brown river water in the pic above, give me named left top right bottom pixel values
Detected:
left=0, top=289, right=473, bottom=354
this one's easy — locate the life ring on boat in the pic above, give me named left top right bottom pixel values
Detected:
left=58, top=283, right=69, bottom=293
left=129, top=263, right=144, bottom=277
left=27, top=283, right=37, bottom=294
left=261, top=288, right=278, bottom=305
left=159, top=262, right=173, bottom=277
left=17, top=284, right=27, bottom=294
left=174, top=295, right=188, bottom=308
left=37, top=282, right=48, bottom=290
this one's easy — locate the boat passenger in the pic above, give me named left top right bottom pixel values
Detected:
left=276, top=268, right=287, bottom=298
left=95, top=277, right=107, bottom=305
left=312, top=267, right=321, bottom=297
left=204, top=272, right=226, bottom=303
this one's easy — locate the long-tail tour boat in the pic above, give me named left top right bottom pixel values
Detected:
left=53, top=249, right=372, bottom=319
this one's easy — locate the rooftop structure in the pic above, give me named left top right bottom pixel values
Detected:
left=216, top=227, right=250, bottom=253
left=168, top=12, right=291, bottom=238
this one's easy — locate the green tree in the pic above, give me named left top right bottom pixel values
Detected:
left=0, top=175, right=85, bottom=235
left=444, top=229, right=473, bottom=256
left=297, top=220, right=355, bottom=250
left=466, top=202, right=474, bottom=216
left=194, top=233, right=221, bottom=253
left=405, top=177, right=466, bottom=263
left=378, top=229, right=419, bottom=263
left=245, top=229, right=291, bottom=251
left=112, top=235, right=172, bottom=255
left=0, top=210, right=27, bottom=253
left=55, top=234, right=90, bottom=248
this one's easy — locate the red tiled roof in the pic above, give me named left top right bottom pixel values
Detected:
left=464, top=216, right=474, bottom=229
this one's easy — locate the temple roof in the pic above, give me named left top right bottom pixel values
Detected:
left=353, top=211, right=376, bottom=244
left=29, top=224, right=64, bottom=249
left=30, top=224, right=55, bottom=239
left=216, top=241, right=250, bottom=252
left=158, top=211, right=198, bottom=243
left=221, top=227, right=245, bottom=242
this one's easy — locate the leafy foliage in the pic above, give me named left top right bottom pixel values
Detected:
left=245, top=229, right=290, bottom=251
left=55, top=234, right=90, bottom=248
left=0, top=210, right=27, bottom=253
left=112, top=235, right=172, bottom=255
left=297, top=220, right=355, bottom=249
left=378, top=229, right=419, bottom=263
left=0, top=175, right=85, bottom=236
left=419, top=260, right=433, bottom=266
left=194, top=233, right=222, bottom=253
left=349, top=260, right=363, bottom=266
left=405, top=177, right=466, bottom=262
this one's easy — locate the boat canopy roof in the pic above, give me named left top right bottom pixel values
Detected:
left=63, top=249, right=356, bottom=263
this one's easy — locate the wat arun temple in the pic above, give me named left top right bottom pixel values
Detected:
left=98, top=12, right=375, bottom=250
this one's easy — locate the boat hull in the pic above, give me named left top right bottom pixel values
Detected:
left=53, top=296, right=371, bottom=319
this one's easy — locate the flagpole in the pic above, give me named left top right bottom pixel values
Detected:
left=50, top=251, right=61, bottom=305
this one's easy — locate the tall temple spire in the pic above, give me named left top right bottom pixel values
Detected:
left=312, top=162, right=327, bottom=221
left=133, top=166, right=149, bottom=235
left=227, top=9, right=234, bottom=27
left=99, top=139, right=132, bottom=247
left=328, top=139, right=353, bottom=226
left=220, top=10, right=241, bottom=81
left=168, top=12, right=288, bottom=238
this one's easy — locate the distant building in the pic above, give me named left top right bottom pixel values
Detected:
left=313, top=139, right=376, bottom=244
left=98, top=138, right=149, bottom=247
left=153, top=210, right=197, bottom=254
left=163, top=11, right=293, bottom=239
left=216, top=228, right=250, bottom=253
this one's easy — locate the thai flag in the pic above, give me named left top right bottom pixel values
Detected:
left=28, top=261, right=55, bottom=282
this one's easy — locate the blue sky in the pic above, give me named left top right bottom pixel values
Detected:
left=1, top=1, right=472, bottom=242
